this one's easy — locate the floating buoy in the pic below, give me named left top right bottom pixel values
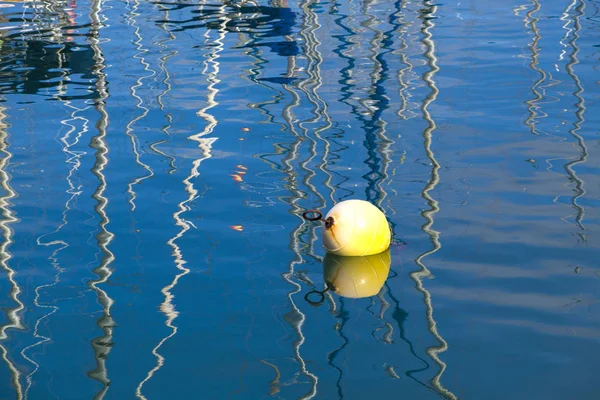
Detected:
left=303, top=200, right=390, bottom=256
left=324, top=250, right=391, bottom=298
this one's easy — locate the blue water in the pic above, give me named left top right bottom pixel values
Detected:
left=0, top=0, right=598, bottom=398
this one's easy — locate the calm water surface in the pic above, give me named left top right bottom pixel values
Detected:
left=0, top=0, right=599, bottom=398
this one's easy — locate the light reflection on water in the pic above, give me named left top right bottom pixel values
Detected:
left=0, top=0, right=599, bottom=399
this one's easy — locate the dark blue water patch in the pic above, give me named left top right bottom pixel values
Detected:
left=156, top=3, right=301, bottom=57
left=257, top=76, right=297, bottom=85
left=239, top=39, right=299, bottom=57
left=0, top=40, right=98, bottom=99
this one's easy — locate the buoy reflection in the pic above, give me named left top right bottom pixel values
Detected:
left=323, top=250, right=391, bottom=299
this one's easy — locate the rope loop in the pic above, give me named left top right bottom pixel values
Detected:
left=302, top=209, right=323, bottom=221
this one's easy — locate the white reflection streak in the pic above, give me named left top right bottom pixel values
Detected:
left=284, top=125, right=321, bottom=399
left=298, top=0, right=335, bottom=206
left=124, top=0, right=156, bottom=210
left=155, top=8, right=178, bottom=174
left=283, top=258, right=318, bottom=400
left=411, top=2, right=456, bottom=399
left=22, top=52, right=90, bottom=397
left=0, top=103, right=24, bottom=399
left=280, top=165, right=318, bottom=400
left=523, top=0, right=552, bottom=137
left=87, top=0, right=116, bottom=396
left=558, top=0, right=577, bottom=62
left=193, top=5, right=227, bottom=143
left=395, top=0, right=416, bottom=120
left=376, top=288, right=392, bottom=343
left=274, top=70, right=318, bottom=400
left=157, top=8, right=176, bottom=116
left=361, top=0, right=383, bottom=115
left=363, top=0, right=394, bottom=211
left=243, top=23, right=319, bottom=393
left=280, top=74, right=319, bottom=400
left=563, top=0, right=587, bottom=232
left=135, top=5, right=225, bottom=398
left=296, top=0, right=332, bottom=339
left=363, top=0, right=394, bottom=331
left=135, top=137, right=215, bottom=400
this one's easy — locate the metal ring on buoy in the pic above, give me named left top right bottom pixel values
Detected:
left=302, top=209, right=335, bottom=229
left=302, top=209, right=323, bottom=221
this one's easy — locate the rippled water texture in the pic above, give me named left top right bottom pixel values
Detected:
left=0, top=0, right=598, bottom=398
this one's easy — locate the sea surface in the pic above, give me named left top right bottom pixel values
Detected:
left=0, top=0, right=598, bottom=398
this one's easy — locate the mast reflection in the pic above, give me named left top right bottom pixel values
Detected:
left=411, top=2, right=457, bottom=399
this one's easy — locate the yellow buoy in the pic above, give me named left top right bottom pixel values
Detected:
left=315, top=199, right=390, bottom=256
left=323, top=250, right=391, bottom=298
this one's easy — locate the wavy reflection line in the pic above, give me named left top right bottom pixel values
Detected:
left=324, top=0, right=366, bottom=395
left=373, top=286, right=392, bottom=340
left=25, top=196, right=73, bottom=398
left=156, top=7, right=178, bottom=174
left=360, top=0, right=384, bottom=117
left=245, top=44, right=286, bottom=133
left=395, top=0, right=417, bottom=120
left=124, top=0, right=156, bottom=210
left=258, top=46, right=318, bottom=400
left=0, top=103, right=24, bottom=399
left=562, top=0, right=587, bottom=233
left=334, top=0, right=360, bottom=112
left=281, top=244, right=318, bottom=400
left=279, top=75, right=319, bottom=400
left=230, top=2, right=325, bottom=394
left=192, top=3, right=228, bottom=142
left=296, top=2, right=336, bottom=331
left=22, top=58, right=90, bottom=397
left=300, top=0, right=406, bottom=382
left=332, top=0, right=399, bottom=368
left=363, top=0, right=398, bottom=210
left=361, top=0, right=399, bottom=342
left=323, top=0, right=360, bottom=203
left=274, top=0, right=335, bottom=391
left=259, top=359, right=281, bottom=395
left=558, top=0, right=577, bottom=62
left=410, top=2, right=456, bottom=399
left=383, top=277, right=441, bottom=394
left=242, top=33, right=288, bottom=166
left=331, top=0, right=397, bottom=209
left=240, top=20, right=319, bottom=395
left=150, top=140, right=177, bottom=173
left=297, top=0, right=335, bottom=207
left=523, top=0, right=550, bottom=136
left=87, top=0, right=116, bottom=397
left=326, top=0, right=401, bottom=391
left=372, top=268, right=446, bottom=394
left=326, top=298, right=349, bottom=400
left=136, top=6, right=224, bottom=397
left=135, top=137, right=215, bottom=399
left=157, top=8, right=176, bottom=115
left=21, top=42, right=73, bottom=397
left=387, top=0, right=412, bottom=212
left=135, top=19, right=181, bottom=392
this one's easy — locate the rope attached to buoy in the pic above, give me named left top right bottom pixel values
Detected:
left=302, top=209, right=334, bottom=229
